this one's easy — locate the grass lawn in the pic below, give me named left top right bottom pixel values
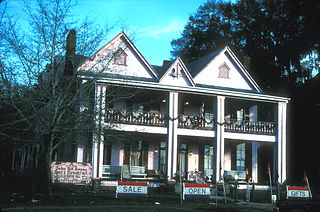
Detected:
left=1, top=183, right=274, bottom=211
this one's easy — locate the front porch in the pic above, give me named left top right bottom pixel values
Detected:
left=91, top=130, right=277, bottom=185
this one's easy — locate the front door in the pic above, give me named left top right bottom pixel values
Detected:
left=130, top=141, right=142, bottom=166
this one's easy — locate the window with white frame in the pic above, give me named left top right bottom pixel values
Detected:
left=236, top=143, right=245, bottom=171
left=159, top=141, right=166, bottom=174
left=114, top=48, right=127, bottom=66
left=218, top=63, right=230, bottom=78
left=204, top=145, right=214, bottom=177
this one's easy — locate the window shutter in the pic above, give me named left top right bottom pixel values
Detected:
left=199, top=145, right=204, bottom=173
left=124, top=142, right=129, bottom=165
left=231, top=143, right=236, bottom=170
left=245, top=142, right=252, bottom=172
left=142, top=141, right=148, bottom=169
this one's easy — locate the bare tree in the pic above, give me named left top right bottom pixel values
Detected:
left=0, top=0, right=120, bottom=197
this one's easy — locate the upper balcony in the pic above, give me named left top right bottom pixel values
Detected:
left=224, top=119, right=276, bottom=135
left=178, top=115, right=214, bottom=131
left=105, top=110, right=276, bottom=135
left=105, top=110, right=167, bottom=127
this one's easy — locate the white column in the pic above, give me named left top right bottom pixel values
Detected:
left=98, top=138, right=104, bottom=178
left=92, top=135, right=99, bottom=178
left=91, top=83, right=100, bottom=179
left=167, top=91, right=178, bottom=179
left=215, top=96, right=225, bottom=182
left=172, top=92, right=179, bottom=177
left=98, top=85, right=106, bottom=178
left=277, top=102, right=287, bottom=183
left=250, top=105, right=259, bottom=183
left=77, top=79, right=89, bottom=163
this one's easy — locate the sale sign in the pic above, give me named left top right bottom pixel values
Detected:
left=183, top=183, right=211, bottom=200
left=116, top=181, right=148, bottom=199
left=287, top=186, right=310, bottom=198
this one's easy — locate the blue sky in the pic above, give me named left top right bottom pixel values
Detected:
left=74, top=0, right=210, bottom=65
left=6, top=0, right=210, bottom=66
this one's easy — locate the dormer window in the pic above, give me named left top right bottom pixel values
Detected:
left=114, top=48, right=127, bottom=66
left=218, top=63, right=230, bottom=78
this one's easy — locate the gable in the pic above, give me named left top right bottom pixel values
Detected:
left=159, top=58, right=195, bottom=87
left=78, top=32, right=158, bottom=80
left=192, top=47, right=261, bottom=93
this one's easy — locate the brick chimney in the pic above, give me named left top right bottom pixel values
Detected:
left=64, top=29, right=76, bottom=76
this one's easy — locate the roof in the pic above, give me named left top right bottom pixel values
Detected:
left=78, top=31, right=159, bottom=79
left=188, top=48, right=224, bottom=78
left=77, top=32, right=282, bottom=98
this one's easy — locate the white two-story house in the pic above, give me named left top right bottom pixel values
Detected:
left=76, top=32, right=289, bottom=184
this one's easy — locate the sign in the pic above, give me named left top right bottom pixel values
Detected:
left=287, top=186, right=310, bottom=198
left=183, top=183, right=211, bottom=200
left=51, top=162, right=92, bottom=185
left=116, top=181, right=147, bottom=199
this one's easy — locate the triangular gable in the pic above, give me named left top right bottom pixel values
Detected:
left=78, top=32, right=158, bottom=80
left=159, top=58, right=195, bottom=87
left=192, top=46, right=262, bottom=93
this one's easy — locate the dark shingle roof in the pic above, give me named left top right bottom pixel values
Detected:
left=151, top=60, right=174, bottom=79
left=151, top=65, right=167, bottom=78
left=72, top=55, right=89, bottom=69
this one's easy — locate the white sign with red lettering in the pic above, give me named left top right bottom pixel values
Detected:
left=287, top=186, right=310, bottom=198
left=183, top=183, right=211, bottom=200
left=116, top=182, right=148, bottom=199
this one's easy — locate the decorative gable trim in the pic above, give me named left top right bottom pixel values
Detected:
left=192, top=46, right=262, bottom=93
left=159, top=58, right=196, bottom=87
left=224, top=46, right=262, bottom=93
left=78, top=32, right=159, bottom=79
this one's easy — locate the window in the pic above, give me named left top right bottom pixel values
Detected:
left=236, top=143, right=245, bottom=171
left=130, top=141, right=142, bottom=166
left=180, top=144, right=187, bottom=174
left=218, top=63, right=230, bottom=78
left=204, top=145, right=213, bottom=177
left=159, top=141, right=166, bottom=174
left=114, top=48, right=127, bottom=66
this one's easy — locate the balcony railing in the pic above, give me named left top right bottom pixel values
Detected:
left=105, top=111, right=276, bottom=135
left=105, top=110, right=167, bottom=127
left=178, top=115, right=215, bottom=130
left=224, top=119, right=276, bottom=135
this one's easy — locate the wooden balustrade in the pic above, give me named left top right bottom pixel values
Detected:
left=224, top=119, right=276, bottom=135
left=178, top=115, right=214, bottom=130
left=105, top=110, right=276, bottom=135
left=105, top=110, right=167, bottom=127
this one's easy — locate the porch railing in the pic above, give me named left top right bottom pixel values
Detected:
left=105, top=110, right=167, bottom=127
left=178, top=115, right=215, bottom=130
left=105, top=110, right=276, bottom=135
left=101, top=165, right=147, bottom=180
left=224, top=119, right=276, bottom=135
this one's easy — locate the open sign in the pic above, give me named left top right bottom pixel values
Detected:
left=183, top=183, right=211, bottom=200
